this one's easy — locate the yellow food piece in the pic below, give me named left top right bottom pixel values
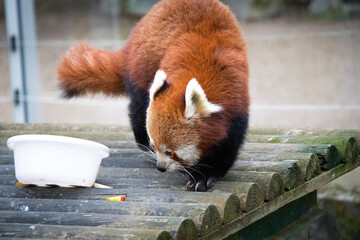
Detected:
left=15, top=182, right=29, bottom=186
left=106, top=195, right=126, bottom=201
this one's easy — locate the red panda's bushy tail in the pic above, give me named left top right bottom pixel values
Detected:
left=57, top=42, right=126, bottom=98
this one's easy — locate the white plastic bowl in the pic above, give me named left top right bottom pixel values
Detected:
left=7, top=134, right=110, bottom=187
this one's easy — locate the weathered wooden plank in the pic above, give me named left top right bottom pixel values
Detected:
left=100, top=140, right=138, bottom=149
left=176, top=219, right=199, bottom=240
left=247, top=129, right=360, bottom=140
left=293, top=153, right=321, bottom=181
left=0, top=164, right=14, bottom=174
left=238, top=152, right=321, bottom=181
left=0, top=130, right=133, bottom=145
left=0, top=155, right=13, bottom=164
left=200, top=205, right=222, bottom=237
left=0, top=161, right=303, bottom=197
left=0, top=174, right=187, bottom=189
left=0, top=155, right=156, bottom=169
left=232, top=160, right=303, bottom=191
left=0, top=223, right=165, bottom=240
left=0, top=210, right=186, bottom=230
left=344, top=136, right=360, bottom=162
left=202, top=157, right=360, bottom=240
left=110, top=148, right=146, bottom=156
left=102, top=156, right=156, bottom=168
left=96, top=177, right=187, bottom=190
left=242, top=142, right=325, bottom=154
left=1, top=124, right=359, bottom=240
left=223, top=193, right=242, bottom=224
left=247, top=134, right=359, bottom=163
left=210, top=182, right=264, bottom=212
left=2, top=124, right=359, bottom=147
left=2, top=152, right=318, bottom=185
left=158, top=231, right=175, bottom=240
left=0, top=123, right=131, bottom=133
left=0, top=175, right=17, bottom=186
left=2, top=165, right=170, bottom=181
left=223, top=171, right=284, bottom=201
left=0, top=147, right=12, bottom=155
left=242, top=143, right=340, bottom=170
left=98, top=167, right=183, bottom=180
left=0, top=186, right=234, bottom=208
left=0, top=198, right=208, bottom=225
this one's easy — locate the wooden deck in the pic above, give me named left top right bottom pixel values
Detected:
left=0, top=123, right=359, bottom=239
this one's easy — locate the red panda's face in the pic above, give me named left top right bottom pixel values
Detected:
left=146, top=105, right=200, bottom=172
left=146, top=70, right=223, bottom=172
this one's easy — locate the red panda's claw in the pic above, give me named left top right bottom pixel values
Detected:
left=186, top=180, right=196, bottom=191
left=195, top=181, right=208, bottom=192
left=187, top=177, right=218, bottom=191
left=206, top=177, right=217, bottom=189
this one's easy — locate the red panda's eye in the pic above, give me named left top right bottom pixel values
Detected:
left=165, top=151, right=172, bottom=156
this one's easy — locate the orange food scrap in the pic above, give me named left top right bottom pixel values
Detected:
left=106, top=195, right=126, bottom=201
left=15, top=182, right=29, bottom=186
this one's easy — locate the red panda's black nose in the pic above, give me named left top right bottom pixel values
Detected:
left=156, top=163, right=166, bottom=172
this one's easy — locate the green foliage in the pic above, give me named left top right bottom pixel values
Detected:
left=312, top=9, right=347, bottom=22
left=251, top=0, right=271, bottom=9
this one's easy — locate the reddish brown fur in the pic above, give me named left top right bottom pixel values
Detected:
left=57, top=0, right=249, bottom=170
left=57, top=43, right=126, bottom=97
left=143, top=0, right=249, bottom=155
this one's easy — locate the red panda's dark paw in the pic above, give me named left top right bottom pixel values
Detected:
left=186, top=177, right=218, bottom=192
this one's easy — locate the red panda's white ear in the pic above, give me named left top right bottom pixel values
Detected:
left=149, top=70, right=169, bottom=102
left=185, top=78, right=222, bottom=119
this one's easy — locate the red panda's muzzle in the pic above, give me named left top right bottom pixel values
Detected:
left=156, top=163, right=167, bottom=172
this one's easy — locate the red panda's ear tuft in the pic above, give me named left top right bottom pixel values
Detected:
left=149, top=70, right=169, bottom=102
left=185, top=78, right=222, bottom=119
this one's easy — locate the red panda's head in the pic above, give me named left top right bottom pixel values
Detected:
left=146, top=70, right=223, bottom=172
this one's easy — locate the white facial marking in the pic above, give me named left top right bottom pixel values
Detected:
left=149, top=70, right=167, bottom=102
left=159, top=144, right=167, bottom=153
left=185, top=78, right=223, bottom=119
left=157, top=152, right=180, bottom=172
left=175, top=145, right=200, bottom=165
left=168, top=162, right=181, bottom=171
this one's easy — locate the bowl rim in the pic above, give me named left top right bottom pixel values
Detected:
left=7, top=134, right=110, bottom=156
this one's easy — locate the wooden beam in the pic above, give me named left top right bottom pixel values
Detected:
left=202, top=157, right=360, bottom=240
left=223, top=193, right=242, bottom=224
left=232, top=160, right=303, bottom=191
left=0, top=185, right=234, bottom=209
left=242, top=143, right=340, bottom=170
left=0, top=223, right=165, bottom=240
left=210, top=182, right=264, bottom=212
left=0, top=210, right=185, bottom=230
left=200, top=205, right=222, bottom=237
left=247, top=134, right=359, bottom=163
left=223, top=171, right=284, bottom=201
left=238, top=152, right=321, bottom=181
left=0, top=197, right=209, bottom=225
left=176, top=219, right=199, bottom=240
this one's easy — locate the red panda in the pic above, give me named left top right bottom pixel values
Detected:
left=57, top=0, right=249, bottom=191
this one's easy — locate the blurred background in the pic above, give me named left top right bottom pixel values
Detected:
left=0, top=0, right=360, bottom=238
left=0, top=0, right=359, bottom=129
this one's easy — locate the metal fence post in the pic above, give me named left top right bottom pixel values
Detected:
left=4, top=0, right=41, bottom=123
